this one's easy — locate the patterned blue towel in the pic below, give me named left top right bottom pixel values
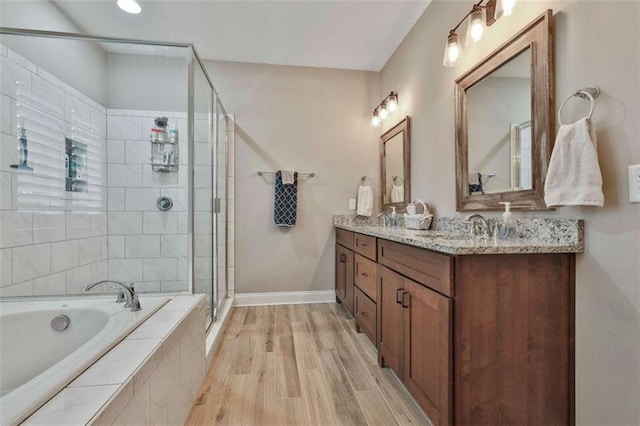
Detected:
left=274, top=171, right=298, bottom=227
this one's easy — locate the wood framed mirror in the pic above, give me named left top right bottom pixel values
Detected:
left=381, top=116, right=411, bottom=212
left=455, top=10, right=554, bottom=211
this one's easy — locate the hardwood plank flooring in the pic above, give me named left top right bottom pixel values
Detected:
left=186, top=303, right=431, bottom=426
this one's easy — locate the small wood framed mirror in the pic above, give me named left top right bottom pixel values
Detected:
left=381, top=116, right=411, bottom=212
left=455, top=10, right=554, bottom=211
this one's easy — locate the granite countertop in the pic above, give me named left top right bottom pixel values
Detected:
left=334, top=215, right=584, bottom=256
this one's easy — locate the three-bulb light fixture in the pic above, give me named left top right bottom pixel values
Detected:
left=371, top=91, right=399, bottom=127
left=443, top=0, right=517, bottom=67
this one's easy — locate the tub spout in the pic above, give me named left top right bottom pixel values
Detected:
left=83, top=280, right=141, bottom=312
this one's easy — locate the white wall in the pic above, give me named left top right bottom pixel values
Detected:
left=0, top=0, right=108, bottom=105
left=380, top=1, right=639, bottom=423
left=203, top=60, right=380, bottom=294
left=106, top=52, right=188, bottom=111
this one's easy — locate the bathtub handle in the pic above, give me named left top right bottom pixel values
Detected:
left=111, top=286, right=126, bottom=303
left=130, top=294, right=141, bottom=312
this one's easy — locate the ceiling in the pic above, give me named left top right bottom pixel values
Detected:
left=48, top=0, right=431, bottom=71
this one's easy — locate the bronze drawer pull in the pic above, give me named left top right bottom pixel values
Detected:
left=360, top=242, right=368, bottom=247
left=361, top=311, right=368, bottom=317
left=361, top=272, right=369, bottom=277
left=339, top=253, right=346, bottom=263
left=402, top=291, right=411, bottom=308
left=396, top=288, right=404, bottom=304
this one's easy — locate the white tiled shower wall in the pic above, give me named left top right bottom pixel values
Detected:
left=0, top=44, right=109, bottom=297
left=106, top=110, right=235, bottom=301
left=105, top=109, right=191, bottom=293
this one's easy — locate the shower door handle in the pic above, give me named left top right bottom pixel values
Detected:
left=213, top=198, right=221, bottom=213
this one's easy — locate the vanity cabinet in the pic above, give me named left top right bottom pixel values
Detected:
left=335, top=243, right=354, bottom=315
left=377, top=265, right=453, bottom=426
left=336, top=227, right=575, bottom=426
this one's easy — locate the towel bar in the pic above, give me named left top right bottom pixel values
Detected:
left=257, top=170, right=315, bottom=177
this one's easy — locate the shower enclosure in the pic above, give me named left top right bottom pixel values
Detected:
left=0, top=28, right=231, bottom=327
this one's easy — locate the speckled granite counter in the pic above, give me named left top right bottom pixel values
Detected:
left=333, top=215, right=584, bottom=255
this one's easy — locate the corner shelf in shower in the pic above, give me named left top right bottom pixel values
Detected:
left=150, top=139, right=179, bottom=173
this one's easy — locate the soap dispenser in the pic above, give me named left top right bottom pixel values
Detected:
left=390, top=206, right=398, bottom=228
left=498, top=202, right=516, bottom=239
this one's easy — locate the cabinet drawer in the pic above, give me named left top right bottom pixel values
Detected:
left=354, top=233, right=377, bottom=261
left=354, top=254, right=377, bottom=301
left=354, top=286, right=376, bottom=346
left=336, top=228, right=354, bottom=250
left=378, top=239, right=454, bottom=297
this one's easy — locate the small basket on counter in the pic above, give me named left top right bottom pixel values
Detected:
left=404, top=199, right=433, bottom=230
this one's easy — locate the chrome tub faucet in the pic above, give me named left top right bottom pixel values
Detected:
left=83, top=280, right=141, bottom=312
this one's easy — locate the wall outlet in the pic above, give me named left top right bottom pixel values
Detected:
left=349, top=198, right=356, bottom=210
left=629, top=164, right=640, bottom=203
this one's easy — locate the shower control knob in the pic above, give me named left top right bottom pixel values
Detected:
left=156, top=196, right=173, bottom=211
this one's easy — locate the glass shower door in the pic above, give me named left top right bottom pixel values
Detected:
left=215, top=98, right=228, bottom=312
left=192, top=58, right=215, bottom=326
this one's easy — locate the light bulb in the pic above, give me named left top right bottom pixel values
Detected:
left=117, top=0, right=141, bottom=14
left=371, top=110, right=380, bottom=127
left=379, top=102, right=388, bottom=119
left=495, top=0, right=516, bottom=19
left=387, top=93, right=398, bottom=111
left=465, top=8, right=484, bottom=46
left=443, top=32, right=463, bottom=67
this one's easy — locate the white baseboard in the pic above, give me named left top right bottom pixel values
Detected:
left=234, top=290, right=336, bottom=307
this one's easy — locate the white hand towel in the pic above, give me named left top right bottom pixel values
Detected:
left=356, top=185, right=373, bottom=217
left=280, top=169, right=295, bottom=185
left=544, top=118, right=604, bottom=207
left=391, top=184, right=404, bottom=203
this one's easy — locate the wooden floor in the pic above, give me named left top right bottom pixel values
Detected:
left=185, top=303, right=431, bottom=426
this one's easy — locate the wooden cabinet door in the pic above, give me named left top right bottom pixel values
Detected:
left=403, top=279, right=452, bottom=426
left=335, top=244, right=354, bottom=314
left=377, top=265, right=405, bottom=379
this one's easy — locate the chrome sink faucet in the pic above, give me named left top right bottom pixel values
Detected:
left=377, top=212, right=391, bottom=227
left=83, top=280, right=141, bottom=312
left=463, top=214, right=490, bottom=239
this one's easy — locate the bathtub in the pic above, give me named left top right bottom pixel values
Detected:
left=0, top=296, right=169, bottom=426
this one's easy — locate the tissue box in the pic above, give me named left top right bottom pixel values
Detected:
left=404, top=214, right=433, bottom=230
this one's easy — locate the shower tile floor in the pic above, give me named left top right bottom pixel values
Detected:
left=186, top=303, right=431, bottom=425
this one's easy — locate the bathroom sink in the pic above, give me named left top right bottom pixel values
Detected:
left=414, top=232, right=470, bottom=240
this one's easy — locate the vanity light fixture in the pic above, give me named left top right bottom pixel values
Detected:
left=117, top=0, right=142, bottom=14
left=371, top=109, right=381, bottom=127
left=387, top=92, right=398, bottom=111
left=370, top=92, right=399, bottom=126
left=379, top=101, right=389, bottom=120
left=465, top=6, right=485, bottom=46
left=443, top=0, right=517, bottom=67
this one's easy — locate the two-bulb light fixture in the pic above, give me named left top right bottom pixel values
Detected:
left=443, top=0, right=517, bottom=67
left=371, top=91, right=399, bottom=127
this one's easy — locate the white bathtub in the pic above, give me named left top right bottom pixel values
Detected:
left=0, top=296, right=169, bottom=426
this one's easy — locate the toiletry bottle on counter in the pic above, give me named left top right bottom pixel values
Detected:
left=498, top=202, right=516, bottom=239
left=390, top=206, right=398, bottom=227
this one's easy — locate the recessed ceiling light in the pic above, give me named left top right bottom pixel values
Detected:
left=117, top=0, right=141, bottom=14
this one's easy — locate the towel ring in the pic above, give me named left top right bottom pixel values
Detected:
left=558, top=87, right=599, bottom=125
left=361, top=176, right=373, bottom=185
